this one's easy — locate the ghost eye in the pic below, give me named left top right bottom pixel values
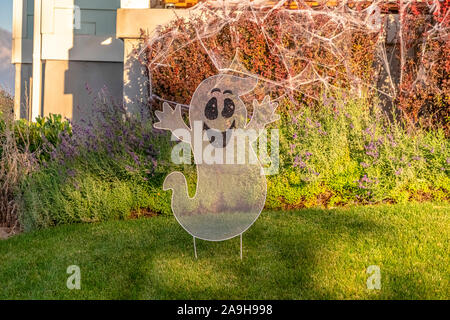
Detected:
left=222, top=98, right=235, bottom=118
left=205, top=97, right=218, bottom=120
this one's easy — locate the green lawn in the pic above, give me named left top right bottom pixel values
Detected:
left=0, top=203, right=448, bottom=299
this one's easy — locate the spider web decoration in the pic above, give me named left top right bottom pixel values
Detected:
left=143, top=0, right=448, bottom=114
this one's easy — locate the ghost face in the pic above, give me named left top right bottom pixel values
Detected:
left=189, top=75, right=256, bottom=148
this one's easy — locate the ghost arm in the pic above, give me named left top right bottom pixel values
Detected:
left=154, top=103, right=192, bottom=143
left=246, top=96, right=280, bottom=136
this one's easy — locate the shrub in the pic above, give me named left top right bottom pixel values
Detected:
left=397, top=1, right=449, bottom=133
left=14, top=114, right=72, bottom=162
left=145, top=1, right=449, bottom=132
left=266, top=93, right=449, bottom=209
left=145, top=3, right=380, bottom=109
left=0, top=88, right=13, bottom=115
left=18, top=92, right=449, bottom=231
left=0, top=108, right=71, bottom=229
left=20, top=152, right=162, bottom=230
left=18, top=96, right=195, bottom=231
left=16, top=2, right=450, bottom=231
left=0, top=113, right=36, bottom=230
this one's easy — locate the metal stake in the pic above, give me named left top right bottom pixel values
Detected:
left=240, top=233, right=243, bottom=260
left=193, top=236, right=198, bottom=259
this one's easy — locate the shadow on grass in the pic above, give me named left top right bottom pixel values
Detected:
left=0, top=204, right=447, bottom=299
left=86, top=208, right=389, bottom=299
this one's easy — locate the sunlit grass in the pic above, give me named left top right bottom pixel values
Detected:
left=0, top=203, right=448, bottom=299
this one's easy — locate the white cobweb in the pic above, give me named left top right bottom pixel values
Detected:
left=143, top=0, right=448, bottom=110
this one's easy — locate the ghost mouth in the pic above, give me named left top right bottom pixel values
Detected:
left=203, top=120, right=236, bottom=148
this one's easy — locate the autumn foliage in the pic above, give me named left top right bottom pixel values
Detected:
left=144, top=4, right=380, bottom=109
left=397, top=1, right=449, bottom=132
left=144, top=1, right=449, bottom=132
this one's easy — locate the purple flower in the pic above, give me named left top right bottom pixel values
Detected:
left=357, top=181, right=367, bottom=189
left=360, top=162, right=369, bottom=168
left=365, top=141, right=377, bottom=151
left=293, top=155, right=306, bottom=169
left=290, top=144, right=296, bottom=153
left=366, top=150, right=379, bottom=159
left=129, top=151, right=139, bottom=163
left=356, top=175, right=373, bottom=189
left=364, top=127, right=374, bottom=137
left=387, top=134, right=397, bottom=147
left=377, top=137, right=384, bottom=145
left=293, top=133, right=298, bottom=139
left=364, top=142, right=379, bottom=159
left=394, top=168, right=403, bottom=176
left=67, top=169, right=76, bottom=177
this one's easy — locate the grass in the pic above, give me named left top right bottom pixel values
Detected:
left=0, top=202, right=448, bottom=300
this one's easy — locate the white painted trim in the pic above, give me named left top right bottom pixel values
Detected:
left=120, top=0, right=150, bottom=8
left=41, top=0, right=55, bottom=34
left=12, top=0, right=26, bottom=40
left=11, top=38, right=33, bottom=64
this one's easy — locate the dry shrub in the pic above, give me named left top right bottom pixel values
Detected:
left=0, top=87, right=13, bottom=115
left=0, top=113, right=36, bottom=230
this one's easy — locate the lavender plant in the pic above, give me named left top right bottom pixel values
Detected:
left=19, top=95, right=179, bottom=231
left=17, top=91, right=449, bottom=231
left=267, top=92, right=449, bottom=209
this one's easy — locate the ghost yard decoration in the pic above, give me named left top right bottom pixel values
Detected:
left=154, top=74, right=279, bottom=258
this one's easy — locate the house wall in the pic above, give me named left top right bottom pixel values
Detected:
left=117, top=8, right=190, bottom=114
left=13, top=63, right=32, bottom=119
left=12, top=0, right=124, bottom=121
left=42, top=60, right=123, bottom=122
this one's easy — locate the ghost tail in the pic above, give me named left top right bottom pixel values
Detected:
left=163, top=171, right=192, bottom=212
